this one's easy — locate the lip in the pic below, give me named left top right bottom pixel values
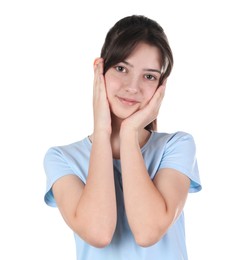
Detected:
left=117, top=96, right=139, bottom=106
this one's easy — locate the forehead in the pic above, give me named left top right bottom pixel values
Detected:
left=126, top=42, right=162, bottom=68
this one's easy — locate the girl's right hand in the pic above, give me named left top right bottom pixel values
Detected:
left=93, top=58, right=112, bottom=135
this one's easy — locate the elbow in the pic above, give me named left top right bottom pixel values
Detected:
left=86, top=234, right=113, bottom=248
left=71, top=216, right=116, bottom=248
left=135, top=234, right=162, bottom=248
left=134, top=226, right=168, bottom=247
left=75, top=227, right=115, bottom=248
left=134, top=214, right=176, bottom=247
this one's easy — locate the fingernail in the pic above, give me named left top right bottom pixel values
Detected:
left=94, top=58, right=100, bottom=66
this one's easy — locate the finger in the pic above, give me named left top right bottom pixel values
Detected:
left=94, top=59, right=104, bottom=82
left=162, top=78, right=167, bottom=87
left=93, top=58, right=104, bottom=90
left=93, top=58, right=103, bottom=87
left=94, top=61, right=107, bottom=101
left=93, top=57, right=102, bottom=66
left=153, top=84, right=166, bottom=103
left=156, top=78, right=167, bottom=95
left=146, top=84, right=166, bottom=115
left=96, top=60, right=104, bottom=87
left=159, top=84, right=166, bottom=98
left=93, top=58, right=104, bottom=71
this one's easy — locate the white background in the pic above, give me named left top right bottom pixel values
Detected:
left=0, top=0, right=238, bottom=259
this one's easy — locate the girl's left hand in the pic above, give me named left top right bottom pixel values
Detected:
left=120, top=81, right=166, bottom=133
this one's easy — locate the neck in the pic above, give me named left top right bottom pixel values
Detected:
left=89, top=115, right=151, bottom=160
left=110, top=116, right=123, bottom=159
left=110, top=116, right=151, bottom=160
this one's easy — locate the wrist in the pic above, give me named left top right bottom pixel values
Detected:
left=92, top=130, right=111, bottom=142
left=120, top=121, right=138, bottom=135
left=120, top=124, right=139, bottom=143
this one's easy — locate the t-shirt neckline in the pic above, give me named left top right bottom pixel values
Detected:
left=85, top=131, right=155, bottom=161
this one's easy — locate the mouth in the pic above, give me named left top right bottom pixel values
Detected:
left=117, top=96, right=139, bottom=106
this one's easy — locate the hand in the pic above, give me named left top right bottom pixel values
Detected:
left=93, top=58, right=112, bottom=135
left=120, top=80, right=167, bottom=134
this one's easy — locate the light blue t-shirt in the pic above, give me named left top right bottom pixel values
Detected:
left=44, top=131, right=201, bottom=260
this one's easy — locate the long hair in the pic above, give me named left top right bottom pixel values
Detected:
left=101, top=15, right=173, bottom=131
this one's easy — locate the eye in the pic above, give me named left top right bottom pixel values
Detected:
left=114, top=65, right=127, bottom=73
left=144, top=74, right=157, bottom=81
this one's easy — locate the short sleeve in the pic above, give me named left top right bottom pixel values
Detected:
left=43, top=147, right=74, bottom=207
left=159, top=132, right=202, bottom=193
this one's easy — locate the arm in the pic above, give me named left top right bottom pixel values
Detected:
left=119, top=83, right=190, bottom=246
left=52, top=59, right=117, bottom=248
left=120, top=130, right=190, bottom=247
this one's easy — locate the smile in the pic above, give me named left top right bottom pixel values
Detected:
left=117, top=97, right=139, bottom=106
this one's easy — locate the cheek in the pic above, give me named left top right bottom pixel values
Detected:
left=105, top=72, right=121, bottom=94
left=144, top=88, right=157, bottom=101
left=139, top=88, right=157, bottom=109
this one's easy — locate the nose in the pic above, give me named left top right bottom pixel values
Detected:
left=125, top=87, right=138, bottom=94
left=124, top=77, right=140, bottom=94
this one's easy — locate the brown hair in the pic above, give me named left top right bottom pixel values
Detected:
left=101, top=15, right=173, bottom=131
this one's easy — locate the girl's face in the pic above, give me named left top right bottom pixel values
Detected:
left=105, top=42, right=162, bottom=121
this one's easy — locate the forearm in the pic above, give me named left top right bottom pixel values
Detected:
left=120, top=130, right=168, bottom=246
left=76, top=132, right=116, bottom=246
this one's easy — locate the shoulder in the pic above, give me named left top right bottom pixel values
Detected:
left=43, top=137, right=91, bottom=206
left=152, top=130, right=194, bottom=140
left=44, top=137, right=90, bottom=163
left=150, top=131, right=196, bottom=150
left=143, top=131, right=196, bottom=156
left=155, top=131, right=201, bottom=192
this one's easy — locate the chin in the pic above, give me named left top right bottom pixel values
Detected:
left=109, top=101, right=140, bottom=121
left=111, top=109, right=136, bottom=121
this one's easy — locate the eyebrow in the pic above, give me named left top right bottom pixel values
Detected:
left=122, top=60, right=162, bottom=74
